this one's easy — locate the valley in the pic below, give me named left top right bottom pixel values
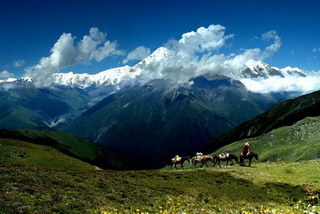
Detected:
left=2, top=2, right=320, bottom=213
left=0, top=37, right=320, bottom=213
left=1, top=114, right=320, bottom=213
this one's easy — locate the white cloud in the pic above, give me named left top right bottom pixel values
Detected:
left=176, top=24, right=234, bottom=57
left=123, top=46, right=151, bottom=64
left=0, top=70, right=14, bottom=79
left=13, top=60, right=25, bottom=68
left=24, top=27, right=124, bottom=87
left=138, top=25, right=282, bottom=84
left=312, top=47, right=320, bottom=53
left=240, top=75, right=320, bottom=94
left=261, top=30, right=281, bottom=58
left=23, top=24, right=286, bottom=91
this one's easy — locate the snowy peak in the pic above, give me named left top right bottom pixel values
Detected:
left=51, top=47, right=170, bottom=89
left=245, top=60, right=270, bottom=73
left=0, top=47, right=307, bottom=90
left=134, top=47, right=170, bottom=68
left=52, top=66, right=133, bottom=89
left=242, top=59, right=305, bottom=78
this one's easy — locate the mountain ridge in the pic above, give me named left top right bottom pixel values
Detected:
left=203, top=89, right=320, bottom=154
left=243, top=59, right=305, bottom=78
left=0, top=128, right=131, bottom=169
left=211, top=116, right=320, bottom=163
left=1, top=48, right=305, bottom=91
left=63, top=76, right=276, bottom=168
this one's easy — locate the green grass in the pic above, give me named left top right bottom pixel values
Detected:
left=1, top=160, right=320, bottom=213
left=1, top=116, right=320, bottom=213
left=0, top=129, right=129, bottom=169
left=0, top=138, right=94, bottom=170
left=0, top=129, right=99, bottom=161
left=211, top=116, right=320, bottom=163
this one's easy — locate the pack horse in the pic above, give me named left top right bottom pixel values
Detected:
left=213, top=153, right=238, bottom=167
left=171, top=155, right=191, bottom=169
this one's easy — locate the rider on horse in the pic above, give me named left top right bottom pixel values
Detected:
left=241, top=142, right=250, bottom=157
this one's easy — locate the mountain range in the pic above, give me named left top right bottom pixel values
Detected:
left=0, top=47, right=302, bottom=131
left=0, top=47, right=314, bottom=168
left=1, top=47, right=305, bottom=90
left=62, top=76, right=276, bottom=168
left=0, top=84, right=90, bottom=129
left=241, top=59, right=305, bottom=79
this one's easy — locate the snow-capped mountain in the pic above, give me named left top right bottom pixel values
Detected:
left=0, top=47, right=170, bottom=89
left=52, top=47, right=170, bottom=89
left=52, top=66, right=133, bottom=89
left=0, top=47, right=306, bottom=91
left=49, top=53, right=307, bottom=89
left=242, top=59, right=305, bottom=78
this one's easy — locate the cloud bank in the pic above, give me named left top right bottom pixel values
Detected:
left=138, top=25, right=282, bottom=84
left=24, top=27, right=124, bottom=87
left=20, top=24, right=320, bottom=95
left=135, top=25, right=320, bottom=95
left=123, top=46, right=151, bottom=64
left=240, top=76, right=320, bottom=94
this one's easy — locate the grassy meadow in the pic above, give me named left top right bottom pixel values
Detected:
left=212, top=116, right=320, bottom=163
left=1, top=159, right=320, bottom=213
left=1, top=116, right=320, bottom=213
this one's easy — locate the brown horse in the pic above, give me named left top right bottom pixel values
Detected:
left=213, top=153, right=238, bottom=167
left=171, top=156, right=191, bottom=169
left=239, top=152, right=258, bottom=167
left=192, top=155, right=214, bottom=168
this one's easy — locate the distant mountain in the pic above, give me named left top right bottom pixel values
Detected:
left=64, top=76, right=276, bottom=168
left=1, top=48, right=306, bottom=93
left=0, top=83, right=90, bottom=129
left=241, top=59, right=306, bottom=79
left=46, top=47, right=169, bottom=89
left=203, top=89, right=320, bottom=154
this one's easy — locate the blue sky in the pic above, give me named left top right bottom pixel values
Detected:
left=1, top=0, right=320, bottom=79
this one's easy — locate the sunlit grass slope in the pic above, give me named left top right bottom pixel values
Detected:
left=0, top=129, right=129, bottom=169
left=1, top=160, right=320, bottom=213
left=0, top=138, right=94, bottom=170
left=211, top=116, right=320, bottom=162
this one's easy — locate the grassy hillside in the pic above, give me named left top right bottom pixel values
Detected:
left=0, top=138, right=94, bottom=170
left=204, top=89, right=320, bottom=153
left=1, top=161, right=320, bottom=213
left=211, top=116, right=320, bottom=162
left=0, top=129, right=130, bottom=169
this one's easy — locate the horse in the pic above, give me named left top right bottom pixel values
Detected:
left=213, top=153, right=238, bottom=167
left=190, top=156, right=197, bottom=167
left=239, top=152, right=258, bottom=167
left=171, top=156, right=191, bottom=169
left=192, top=155, right=214, bottom=168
